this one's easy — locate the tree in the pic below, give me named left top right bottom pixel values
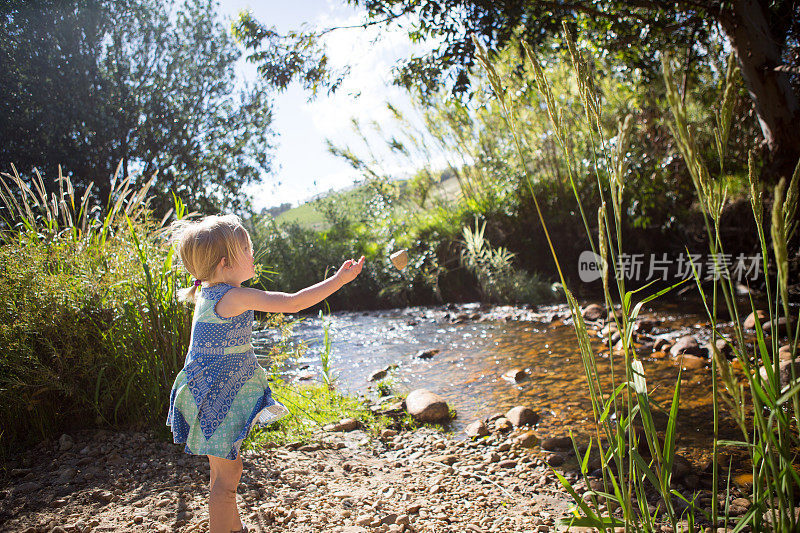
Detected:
left=0, top=0, right=275, bottom=216
left=235, top=0, right=800, bottom=184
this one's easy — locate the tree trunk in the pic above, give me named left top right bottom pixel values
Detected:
left=718, top=0, right=800, bottom=184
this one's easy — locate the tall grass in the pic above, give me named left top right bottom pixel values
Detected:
left=473, top=25, right=799, bottom=532
left=0, top=164, right=192, bottom=455
left=662, top=52, right=800, bottom=531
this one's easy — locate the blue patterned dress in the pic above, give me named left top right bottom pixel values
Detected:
left=166, top=282, right=289, bottom=460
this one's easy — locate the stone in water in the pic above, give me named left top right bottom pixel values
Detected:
left=390, top=249, right=408, bottom=270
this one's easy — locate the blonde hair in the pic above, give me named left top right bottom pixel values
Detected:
left=171, top=214, right=253, bottom=303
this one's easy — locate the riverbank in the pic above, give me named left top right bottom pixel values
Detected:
left=0, top=415, right=767, bottom=533
left=0, top=424, right=578, bottom=533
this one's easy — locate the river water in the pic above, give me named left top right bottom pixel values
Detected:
left=253, top=299, right=746, bottom=468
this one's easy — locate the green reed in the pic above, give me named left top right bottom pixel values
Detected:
left=0, top=164, right=192, bottom=452
left=662, top=52, right=800, bottom=531
left=473, top=24, right=799, bottom=531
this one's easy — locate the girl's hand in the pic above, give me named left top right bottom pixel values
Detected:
left=335, top=256, right=365, bottom=284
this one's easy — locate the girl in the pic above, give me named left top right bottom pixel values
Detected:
left=166, top=214, right=365, bottom=533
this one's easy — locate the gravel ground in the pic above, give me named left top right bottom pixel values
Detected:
left=0, top=425, right=579, bottom=533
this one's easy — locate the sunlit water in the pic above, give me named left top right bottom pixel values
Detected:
left=253, top=299, right=746, bottom=466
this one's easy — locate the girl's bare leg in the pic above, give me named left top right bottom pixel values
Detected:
left=207, top=454, right=244, bottom=533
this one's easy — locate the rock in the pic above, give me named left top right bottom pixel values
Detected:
left=92, top=490, right=114, bottom=503
left=416, top=348, right=440, bottom=360
left=502, top=368, right=528, bottom=383
left=429, top=454, right=458, bottom=465
left=582, top=304, right=605, bottom=321
left=515, top=431, right=537, bottom=448
left=635, top=318, right=659, bottom=333
left=355, top=515, right=373, bottom=526
left=759, top=359, right=800, bottom=387
left=405, top=389, right=450, bottom=423
left=297, top=370, right=316, bottom=381
left=541, top=436, right=572, bottom=451
left=653, top=338, right=673, bottom=352
left=380, top=429, right=398, bottom=439
left=763, top=317, right=791, bottom=336
left=493, top=417, right=513, bottom=432
left=465, top=420, right=489, bottom=438
left=677, top=354, right=707, bottom=370
left=14, top=481, right=41, bottom=493
left=380, top=513, right=398, bottom=525
left=731, top=497, right=750, bottom=508
left=672, top=454, right=693, bottom=480
left=498, top=459, right=517, bottom=468
left=670, top=335, right=702, bottom=356
left=56, top=466, right=76, bottom=484
left=395, top=514, right=410, bottom=526
left=706, top=338, right=731, bottom=357
left=405, top=503, right=423, bottom=515
left=744, top=310, right=767, bottom=329
left=58, top=434, right=74, bottom=451
left=600, top=323, right=618, bottom=337
left=368, top=369, right=388, bottom=382
left=779, top=344, right=799, bottom=360
left=505, top=406, right=539, bottom=426
left=333, top=418, right=360, bottom=432
left=546, top=453, right=564, bottom=467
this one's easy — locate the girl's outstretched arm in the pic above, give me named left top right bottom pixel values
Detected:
left=216, top=256, right=365, bottom=317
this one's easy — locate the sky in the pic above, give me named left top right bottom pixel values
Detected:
left=215, top=0, right=433, bottom=211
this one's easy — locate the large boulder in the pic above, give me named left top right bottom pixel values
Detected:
left=505, top=406, right=539, bottom=426
left=405, top=389, right=450, bottom=423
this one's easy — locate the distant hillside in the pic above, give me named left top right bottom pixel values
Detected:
left=275, top=172, right=461, bottom=230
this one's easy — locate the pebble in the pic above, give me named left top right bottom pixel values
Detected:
left=505, top=406, right=539, bottom=426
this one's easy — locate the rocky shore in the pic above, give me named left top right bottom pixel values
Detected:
left=0, top=423, right=580, bottom=533
left=2, top=300, right=795, bottom=533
